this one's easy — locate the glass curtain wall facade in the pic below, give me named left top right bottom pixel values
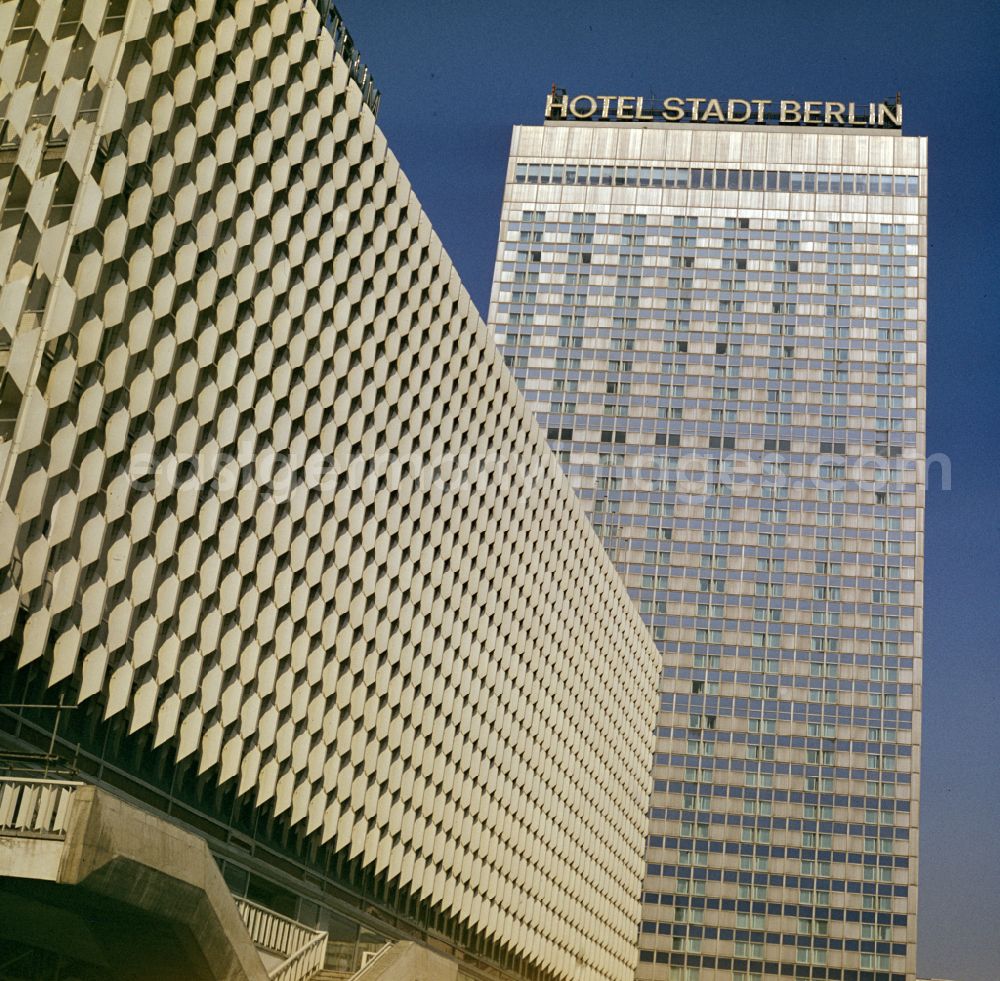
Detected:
left=489, top=121, right=926, bottom=981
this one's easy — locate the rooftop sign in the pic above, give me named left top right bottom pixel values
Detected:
left=544, top=92, right=902, bottom=129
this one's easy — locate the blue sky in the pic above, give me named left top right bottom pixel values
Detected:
left=338, top=3, right=1000, bottom=978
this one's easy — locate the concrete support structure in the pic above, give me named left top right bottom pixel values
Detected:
left=0, top=777, right=271, bottom=980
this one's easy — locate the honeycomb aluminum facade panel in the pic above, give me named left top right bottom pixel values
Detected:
left=0, top=4, right=661, bottom=980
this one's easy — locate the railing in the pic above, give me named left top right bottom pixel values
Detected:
left=0, top=776, right=82, bottom=838
left=358, top=942, right=393, bottom=970
left=270, top=929, right=327, bottom=981
left=235, top=897, right=328, bottom=981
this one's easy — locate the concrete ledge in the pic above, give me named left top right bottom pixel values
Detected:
left=0, top=832, right=64, bottom=880
left=353, top=941, right=458, bottom=981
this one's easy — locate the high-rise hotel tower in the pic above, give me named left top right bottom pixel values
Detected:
left=489, top=95, right=926, bottom=981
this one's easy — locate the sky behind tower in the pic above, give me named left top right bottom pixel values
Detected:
left=337, top=3, right=1000, bottom=979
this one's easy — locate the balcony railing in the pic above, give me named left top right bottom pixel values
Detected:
left=0, top=776, right=82, bottom=838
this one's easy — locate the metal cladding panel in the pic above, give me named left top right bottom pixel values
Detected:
left=0, top=3, right=660, bottom=979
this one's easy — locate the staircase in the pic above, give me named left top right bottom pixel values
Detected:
left=235, top=897, right=328, bottom=981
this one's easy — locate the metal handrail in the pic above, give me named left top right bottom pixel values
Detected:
left=269, top=929, right=328, bottom=981
left=356, top=942, right=393, bottom=972
left=235, top=897, right=328, bottom=980
left=0, top=750, right=80, bottom=782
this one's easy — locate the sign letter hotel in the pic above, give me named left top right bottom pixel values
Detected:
left=544, top=92, right=903, bottom=129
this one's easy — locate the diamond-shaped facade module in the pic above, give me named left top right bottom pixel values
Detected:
left=0, top=2, right=660, bottom=980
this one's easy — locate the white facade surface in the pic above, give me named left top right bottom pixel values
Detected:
left=0, top=4, right=661, bottom=980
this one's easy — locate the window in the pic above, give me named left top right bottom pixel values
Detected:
left=675, top=878, right=706, bottom=896
left=674, top=906, right=704, bottom=924
left=800, top=888, right=831, bottom=905
left=861, top=954, right=891, bottom=970
left=797, top=948, right=827, bottom=965
left=863, top=894, right=893, bottom=912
